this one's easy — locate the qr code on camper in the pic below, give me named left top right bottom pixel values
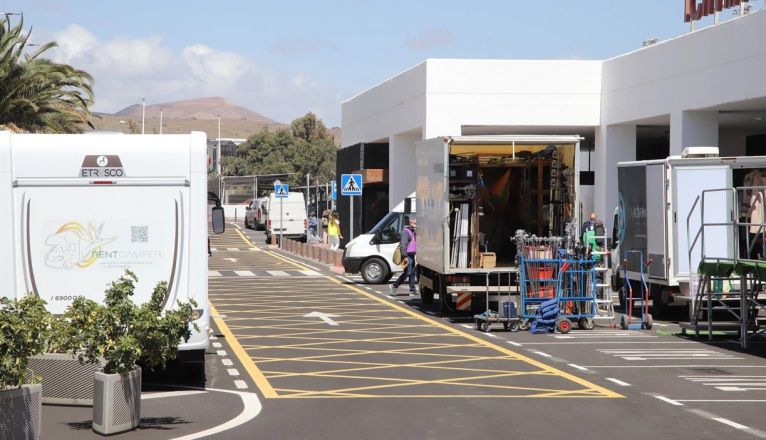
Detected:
left=131, top=226, right=148, bottom=243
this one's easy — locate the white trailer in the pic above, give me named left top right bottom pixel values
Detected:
left=416, top=135, right=582, bottom=315
left=0, top=131, right=212, bottom=356
left=615, top=152, right=766, bottom=316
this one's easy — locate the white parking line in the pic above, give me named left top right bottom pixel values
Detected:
left=606, top=378, right=631, bottom=387
left=222, top=359, right=233, bottom=366
left=653, top=395, right=684, bottom=406
left=712, top=417, right=749, bottom=430
left=167, top=386, right=261, bottom=440
left=531, top=351, right=552, bottom=358
left=212, top=342, right=222, bottom=348
left=227, top=369, right=240, bottom=376
left=216, top=350, right=227, bottom=357
left=568, top=363, right=589, bottom=372
left=506, top=340, right=523, bottom=347
left=234, top=380, right=248, bottom=389
left=142, top=390, right=207, bottom=400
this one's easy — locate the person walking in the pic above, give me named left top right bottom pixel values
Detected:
left=327, top=211, right=342, bottom=250
left=391, top=217, right=417, bottom=295
left=308, top=211, right=319, bottom=242
left=321, top=209, right=331, bottom=245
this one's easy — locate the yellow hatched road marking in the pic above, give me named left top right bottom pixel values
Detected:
left=210, top=232, right=623, bottom=399
left=210, top=304, right=277, bottom=398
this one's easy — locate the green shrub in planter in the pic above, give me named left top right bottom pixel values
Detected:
left=58, top=270, right=197, bottom=435
left=58, top=270, right=197, bottom=375
left=0, top=295, right=51, bottom=440
left=0, top=295, right=52, bottom=388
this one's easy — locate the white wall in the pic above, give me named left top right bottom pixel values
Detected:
left=424, top=59, right=602, bottom=138
left=341, top=62, right=428, bottom=147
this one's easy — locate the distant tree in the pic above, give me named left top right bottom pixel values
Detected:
left=0, top=16, right=95, bottom=133
left=236, top=113, right=336, bottom=184
left=127, top=120, right=140, bottom=134
left=221, top=157, right=251, bottom=176
left=290, top=112, right=328, bottom=142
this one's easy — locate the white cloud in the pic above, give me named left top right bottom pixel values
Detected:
left=48, top=25, right=340, bottom=124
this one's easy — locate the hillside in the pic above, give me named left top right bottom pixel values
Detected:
left=115, top=97, right=278, bottom=124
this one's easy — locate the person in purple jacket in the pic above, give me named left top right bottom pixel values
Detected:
left=391, top=217, right=417, bottom=295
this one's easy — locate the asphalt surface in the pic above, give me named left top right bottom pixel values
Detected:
left=42, top=222, right=766, bottom=439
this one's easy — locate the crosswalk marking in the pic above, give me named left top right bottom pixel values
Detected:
left=554, top=331, right=656, bottom=339
left=682, top=376, right=766, bottom=392
left=267, top=270, right=289, bottom=277
left=208, top=270, right=326, bottom=278
left=209, top=271, right=223, bottom=277
left=300, top=270, right=322, bottom=276
left=599, top=348, right=740, bottom=361
left=234, top=270, right=254, bottom=277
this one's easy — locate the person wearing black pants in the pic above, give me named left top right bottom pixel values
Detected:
left=391, top=218, right=417, bottom=295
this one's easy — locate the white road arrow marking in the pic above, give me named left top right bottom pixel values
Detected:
left=224, top=258, right=239, bottom=263
left=303, top=311, right=340, bottom=326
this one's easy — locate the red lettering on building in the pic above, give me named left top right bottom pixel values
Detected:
left=685, top=0, right=743, bottom=22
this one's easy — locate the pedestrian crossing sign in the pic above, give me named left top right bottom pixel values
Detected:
left=340, top=174, right=362, bottom=196
left=274, top=183, right=289, bottom=198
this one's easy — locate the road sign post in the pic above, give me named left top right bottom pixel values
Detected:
left=274, top=180, right=289, bottom=249
left=340, top=174, right=363, bottom=241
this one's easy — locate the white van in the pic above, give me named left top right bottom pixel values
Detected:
left=342, top=193, right=416, bottom=284
left=0, top=131, right=212, bottom=357
left=244, top=196, right=268, bottom=230
left=266, top=192, right=307, bottom=242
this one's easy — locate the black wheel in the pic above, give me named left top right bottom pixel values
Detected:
left=503, top=322, right=509, bottom=331
left=476, top=319, right=483, bottom=330
left=556, top=318, right=572, bottom=334
left=643, top=314, right=653, bottom=330
left=578, top=317, right=595, bottom=330
left=244, top=218, right=250, bottom=229
left=620, top=314, right=628, bottom=330
left=518, top=319, right=531, bottom=331
left=509, top=320, right=520, bottom=332
left=360, top=257, right=390, bottom=284
left=419, top=285, right=434, bottom=304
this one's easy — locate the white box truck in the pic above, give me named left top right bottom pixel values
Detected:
left=416, top=135, right=582, bottom=315
left=0, top=131, right=213, bottom=357
left=265, top=191, right=307, bottom=243
left=615, top=149, right=766, bottom=317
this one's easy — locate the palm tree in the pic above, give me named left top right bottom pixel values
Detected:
left=0, top=15, right=95, bottom=133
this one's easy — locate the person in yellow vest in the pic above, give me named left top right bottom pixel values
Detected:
left=328, top=211, right=342, bottom=250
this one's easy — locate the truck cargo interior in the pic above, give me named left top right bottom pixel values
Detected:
left=447, top=143, right=577, bottom=269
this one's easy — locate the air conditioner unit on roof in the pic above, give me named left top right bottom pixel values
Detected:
left=682, top=146, right=719, bottom=158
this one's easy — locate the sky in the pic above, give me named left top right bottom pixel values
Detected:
left=5, top=0, right=763, bottom=126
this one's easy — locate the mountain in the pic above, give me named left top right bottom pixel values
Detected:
left=115, top=97, right=278, bottom=124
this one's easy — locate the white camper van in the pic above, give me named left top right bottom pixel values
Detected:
left=0, top=131, right=212, bottom=357
left=343, top=193, right=416, bottom=284
left=266, top=192, right=307, bottom=242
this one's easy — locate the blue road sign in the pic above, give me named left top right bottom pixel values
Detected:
left=340, top=174, right=362, bottom=196
left=331, top=181, right=337, bottom=200
left=274, top=183, right=289, bottom=198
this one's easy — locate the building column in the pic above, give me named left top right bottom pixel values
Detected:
left=670, top=110, right=719, bottom=156
left=389, top=132, right=419, bottom=210
left=595, top=124, right=636, bottom=225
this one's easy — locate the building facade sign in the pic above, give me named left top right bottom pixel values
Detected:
left=685, top=0, right=743, bottom=22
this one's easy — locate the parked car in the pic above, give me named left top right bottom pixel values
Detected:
left=245, top=197, right=268, bottom=230
left=342, top=193, right=416, bottom=284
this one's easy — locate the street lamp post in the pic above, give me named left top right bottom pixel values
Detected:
left=216, top=115, right=222, bottom=175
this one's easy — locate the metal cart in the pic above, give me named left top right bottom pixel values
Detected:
left=620, top=250, right=653, bottom=330
left=473, top=270, right=520, bottom=332
left=558, top=259, right=598, bottom=331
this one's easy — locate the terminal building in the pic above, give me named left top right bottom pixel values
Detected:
left=339, top=8, right=766, bottom=238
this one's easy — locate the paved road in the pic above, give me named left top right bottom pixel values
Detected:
left=41, top=222, right=766, bottom=439
left=205, top=223, right=766, bottom=439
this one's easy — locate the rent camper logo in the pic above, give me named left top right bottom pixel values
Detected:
left=45, top=222, right=116, bottom=269
left=80, top=155, right=126, bottom=178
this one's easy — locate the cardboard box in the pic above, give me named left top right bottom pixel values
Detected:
left=480, top=252, right=496, bottom=269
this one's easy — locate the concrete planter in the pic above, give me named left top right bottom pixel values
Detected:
left=92, top=366, right=141, bottom=435
left=0, top=383, right=42, bottom=440
left=29, top=353, right=102, bottom=406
